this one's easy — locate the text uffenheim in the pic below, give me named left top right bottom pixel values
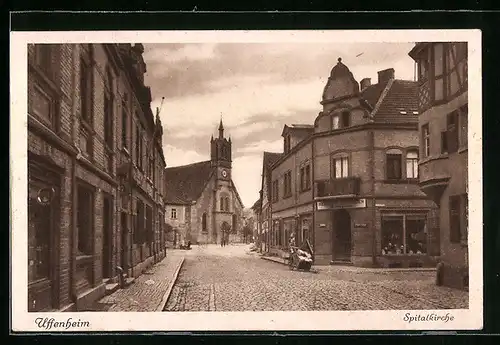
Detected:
left=35, top=317, right=90, bottom=330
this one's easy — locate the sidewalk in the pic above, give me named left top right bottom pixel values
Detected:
left=95, top=251, right=185, bottom=312
left=261, top=255, right=436, bottom=273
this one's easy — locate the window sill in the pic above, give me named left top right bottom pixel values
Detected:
left=283, top=194, right=293, bottom=199
left=383, top=179, right=419, bottom=184
left=76, top=255, right=93, bottom=265
left=300, top=187, right=312, bottom=193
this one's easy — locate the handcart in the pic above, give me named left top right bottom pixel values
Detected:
left=288, top=246, right=313, bottom=271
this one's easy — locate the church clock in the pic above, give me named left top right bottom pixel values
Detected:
left=221, top=169, right=228, bottom=179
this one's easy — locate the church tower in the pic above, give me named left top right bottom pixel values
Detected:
left=210, top=118, right=235, bottom=244
left=210, top=118, right=232, bottom=174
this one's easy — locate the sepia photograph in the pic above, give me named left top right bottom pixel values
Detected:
left=10, top=29, right=482, bottom=331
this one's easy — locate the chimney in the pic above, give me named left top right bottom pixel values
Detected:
left=377, top=68, right=395, bottom=84
left=360, top=78, right=371, bottom=91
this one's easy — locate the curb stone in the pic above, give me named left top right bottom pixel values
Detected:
left=156, top=257, right=185, bottom=312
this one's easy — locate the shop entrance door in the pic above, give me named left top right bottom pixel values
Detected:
left=332, top=209, right=352, bottom=261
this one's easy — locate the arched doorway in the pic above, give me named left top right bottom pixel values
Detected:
left=332, top=209, right=352, bottom=261
left=221, top=221, right=231, bottom=244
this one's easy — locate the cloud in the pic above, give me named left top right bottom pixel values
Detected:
left=144, top=43, right=218, bottom=64
left=231, top=154, right=263, bottom=208
left=237, top=139, right=283, bottom=154
left=163, top=145, right=207, bottom=168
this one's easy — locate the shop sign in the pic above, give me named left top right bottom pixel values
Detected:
left=317, top=198, right=366, bottom=210
left=353, top=223, right=368, bottom=228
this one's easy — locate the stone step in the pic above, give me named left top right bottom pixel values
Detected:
left=124, top=277, right=135, bottom=286
left=105, top=283, right=119, bottom=295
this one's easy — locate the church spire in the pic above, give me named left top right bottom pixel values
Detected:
left=218, top=115, right=224, bottom=139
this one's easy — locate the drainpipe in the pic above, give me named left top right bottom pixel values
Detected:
left=70, top=44, right=79, bottom=305
left=369, top=125, right=377, bottom=266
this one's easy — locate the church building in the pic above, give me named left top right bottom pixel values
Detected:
left=164, top=120, right=245, bottom=245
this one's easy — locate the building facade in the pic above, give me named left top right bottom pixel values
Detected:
left=164, top=120, right=245, bottom=245
left=259, top=152, right=283, bottom=253
left=265, top=58, right=439, bottom=268
left=27, top=43, right=166, bottom=312
left=409, top=42, right=469, bottom=290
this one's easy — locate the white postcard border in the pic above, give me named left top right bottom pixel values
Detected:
left=10, top=29, right=483, bottom=332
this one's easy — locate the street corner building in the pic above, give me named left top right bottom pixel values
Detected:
left=409, top=42, right=469, bottom=290
left=27, top=43, right=167, bottom=312
left=164, top=120, right=245, bottom=245
left=259, top=57, right=442, bottom=269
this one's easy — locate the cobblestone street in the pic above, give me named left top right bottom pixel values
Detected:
left=164, top=244, right=469, bottom=312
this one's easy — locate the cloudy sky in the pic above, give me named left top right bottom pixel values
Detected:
left=143, top=42, right=416, bottom=208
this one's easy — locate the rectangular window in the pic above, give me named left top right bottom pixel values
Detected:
left=387, top=154, right=402, bottom=180
left=80, top=58, right=92, bottom=124
left=341, top=111, right=350, bottom=128
left=449, top=195, right=462, bottom=243
left=171, top=208, right=177, bottom=219
left=104, top=93, right=113, bottom=148
left=121, top=106, right=128, bottom=149
left=447, top=111, right=459, bottom=154
left=332, top=115, right=340, bottom=130
left=333, top=156, right=349, bottom=178
left=283, top=171, right=292, bottom=197
left=381, top=214, right=427, bottom=255
left=422, top=124, right=430, bottom=158
left=441, top=131, right=448, bottom=154
left=300, top=164, right=311, bottom=191
left=305, top=165, right=311, bottom=190
left=406, top=151, right=419, bottom=179
left=284, top=135, right=291, bottom=154
left=135, top=124, right=140, bottom=167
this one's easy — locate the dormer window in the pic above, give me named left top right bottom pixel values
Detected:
left=284, top=134, right=291, bottom=153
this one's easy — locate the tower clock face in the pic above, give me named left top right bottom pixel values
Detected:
left=221, top=169, right=228, bottom=178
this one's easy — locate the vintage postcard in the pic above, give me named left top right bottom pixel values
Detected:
left=10, top=29, right=482, bottom=332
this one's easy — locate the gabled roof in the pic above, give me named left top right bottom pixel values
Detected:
left=164, top=160, right=214, bottom=204
left=251, top=198, right=262, bottom=212
left=281, top=123, right=315, bottom=137
left=263, top=151, right=283, bottom=169
left=261, top=151, right=283, bottom=200
left=368, top=79, right=419, bottom=123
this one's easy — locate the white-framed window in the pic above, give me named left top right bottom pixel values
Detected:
left=171, top=208, right=177, bottom=219
left=406, top=151, right=419, bottom=179
left=333, top=155, right=349, bottom=178
left=422, top=124, right=430, bottom=158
